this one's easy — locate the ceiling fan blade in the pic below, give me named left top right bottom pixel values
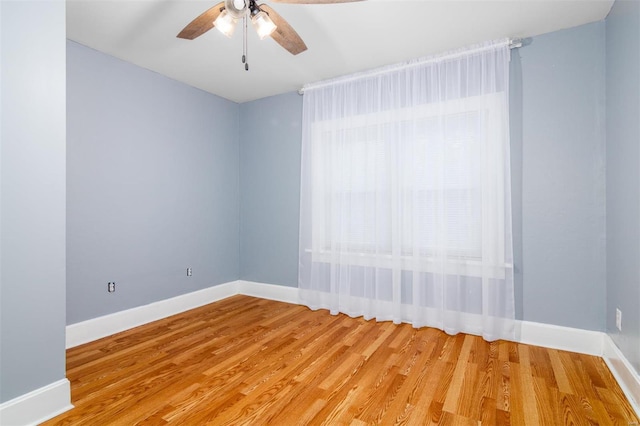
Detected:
left=269, top=0, right=364, bottom=3
left=259, top=4, right=308, bottom=55
left=177, top=2, right=225, bottom=40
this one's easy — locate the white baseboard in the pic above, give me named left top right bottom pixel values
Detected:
left=63, top=280, right=640, bottom=418
left=65, top=280, right=297, bottom=349
left=239, top=280, right=299, bottom=304
left=518, top=320, right=604, bottom=356
left=66, top=281, right=239, bottom=348
left=603, top=334, right=640, bottom=416
left=0, top=379, right=72, bottom=426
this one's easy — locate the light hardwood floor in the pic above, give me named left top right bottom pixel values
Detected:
left=45, top=295, right=639, bottom=425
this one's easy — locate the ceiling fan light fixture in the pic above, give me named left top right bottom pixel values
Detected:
left=214, top=10, right=238, bottom=37
left=251, top=11, right=276, bottom=40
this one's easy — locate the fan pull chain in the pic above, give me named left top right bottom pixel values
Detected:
left=242, top=16, right=249, bottom=71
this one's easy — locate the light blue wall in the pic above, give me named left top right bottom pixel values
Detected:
left=510, top=50, right=525, bottom=321
left=520, top=22, right=607, bottom=330
left=66, top=41, right=240, bottom=324
left=606, top=0, right=640, bottom=374
left=238, top=22, right=609, bottom=332
left=239, top=93, right=303, bottom=287
left=0, top=0, right=67, bottom=403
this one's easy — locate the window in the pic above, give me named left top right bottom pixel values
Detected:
left=309, top=93, right=508, bottom=278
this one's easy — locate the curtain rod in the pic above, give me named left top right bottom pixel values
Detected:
left=509, top=38, right=523, bottom=49
left=298, top=38, right=523, bottom=95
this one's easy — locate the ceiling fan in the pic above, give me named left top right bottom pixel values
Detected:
left=177, top=0, right=362, bottom=70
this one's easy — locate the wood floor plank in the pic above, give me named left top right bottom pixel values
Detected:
left=533, top=375, right=559, bottom=425
left=442, top=334, right=475, bottom=413
left=376, top=330, right=442, bottom=424
left=508, top=360, right=525, bottom=426
left=517, top=345, right=540, bottom=426
left=44, top=296, right=639, bottom=426
left=409, top=359, right=454, bottom=423
left=549, top=348, right=574, bottom=395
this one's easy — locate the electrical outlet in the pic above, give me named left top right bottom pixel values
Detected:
left=616, top=308, right=622, bottom=331
left=108, top=282, right=116, bottom=293
left=187, top=267, right=192, bottom=277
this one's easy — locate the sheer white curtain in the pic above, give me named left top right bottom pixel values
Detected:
left=298, top=40, right=515, bottom=341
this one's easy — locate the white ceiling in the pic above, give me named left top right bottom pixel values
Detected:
left=67, top=0, right=614, bottom=103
